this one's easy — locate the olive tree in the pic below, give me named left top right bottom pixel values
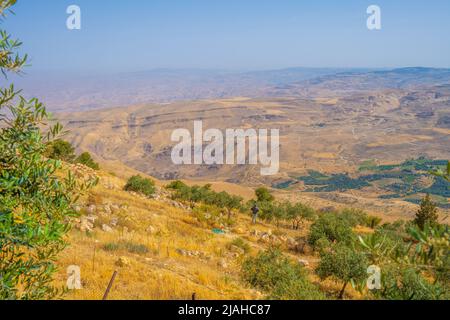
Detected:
left=0, top=0, right=95, bottom=300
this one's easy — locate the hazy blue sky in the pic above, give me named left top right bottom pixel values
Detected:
left=4, top=0, right=450, bottom=73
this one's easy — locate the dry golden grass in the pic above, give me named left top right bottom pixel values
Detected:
left=54, top=173, right=265, bottom=300
left=53, top=168, right=419, bottom=301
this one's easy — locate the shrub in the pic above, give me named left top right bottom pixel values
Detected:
left=308, top=213, right=355, bottom=248
left=316, top=244, right=368, bottom=299
left=192, top=204, right=230, bottom=228
left=242, top=248, right=324, bottom=300
left=124, top=175, right=156, bottom=196
left=45, top=139, right=76, bottom=162
left=75, top=151, right=100, bottom=170
left=103, top=243, right=121, bottom=252
left=166, top=180, right=188, bottom=190
left=255, top=187, right=274, bottom=202
left=414, top=194, right=439, bottom=230
left=228, top=238, right=251, bottom=254
left=372, top=266, right=447, bottom=300
left=340, top=208, right=368, bottom=227
left=123, top=242, right=149, bottom=255
left=102, top=242, right=149, bottom=255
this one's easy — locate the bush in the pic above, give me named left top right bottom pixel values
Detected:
left=316, top=244, right=368, bottom=299
left=373, top=266, right=447, bottom=300
left=124, top=175, right=156, bottom=196
left=102, top=242, right=149, bottom=255
left=192, top=204, right=231, bottom=228
left=414, top=194, right=439, bottom=230
left=103, top=243, right=121, bottom=252
left=45, top=139, right=76, bottom=162
left=166, top=180, right=188, bottom=190
left=123, top=242, right=149, bottom=255
left=340, top=208, right=368, bottom=227
left=308, top=213, right=355, bottom=248
left=75, top=151, right=100, bottom=170
left=242, top=248, right=324, bottom=300
left=168, top=182, right=243, bottom=219
left=228, top=238, right=251, bottom=254
left=255, top=187, right=274, bottom=202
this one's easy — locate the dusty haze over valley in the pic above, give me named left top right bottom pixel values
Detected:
left=34, top=67, right=450, bottom=219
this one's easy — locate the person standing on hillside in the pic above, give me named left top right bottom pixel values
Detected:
left=251, top=204, right=259, bottom=224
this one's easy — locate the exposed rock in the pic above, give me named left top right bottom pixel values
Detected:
left=86, top=205, right=97, bottom=215
left=229, top=245, right=245, bottom=255
left=103, top=205, right=112, bottom=215
left=102, top=224, right=113, bottom=233
left=78, top=216, right=93, bottom=232
left=217, top=259, right=228, bottom=269
left=176, top=249, right=210, bottom=260
left=115, top=257, right=130, bottom=267
left=298, top=259, right=310, bottom=267
left=110, top=217, right=119, bottom=227
left=86, top=215, right=98, bottom=224
left=146, top=225, right=156, bottom=234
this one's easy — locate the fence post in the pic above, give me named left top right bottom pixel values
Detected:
left=102, top=270, right=118, bottom=300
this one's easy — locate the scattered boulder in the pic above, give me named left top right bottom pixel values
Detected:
left=86, top=205, right=97, bottom=215
left=102, top=224, right=113, bottom=233
left=77, top=216, right=94, bottom=232
left=110, top=204, right=120, bottom=214
left=298, top=259, right=310, bottom=267
left=229, top=245, right=245, bottom=255
left=110, top=217, right=119, bottom=227
left=217, top=259, right=228, bottom=269
left=115, top=257, right=130, bottom=267
left=146, top=225, right=156, bottom=234
left=103, top=205, right=112, bottom=215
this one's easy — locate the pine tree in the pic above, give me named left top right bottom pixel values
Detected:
left=414, top=194, right=438, bottom=230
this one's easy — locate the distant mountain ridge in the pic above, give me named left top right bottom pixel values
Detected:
left=9, top=67, right=450, bottom=112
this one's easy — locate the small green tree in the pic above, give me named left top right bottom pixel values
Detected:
left=75, top=152, right=100, bottom=170
left=124, top=175, right=156, bottom=197
left=308, top=213, right=355, bottom=249
left=316, top=244, right=368, bottom=299
left=44, top=139, right=76, bottom=163
left=430, top=161, right=450, bottom=182
left=242, top=248, right=324, bottom=300
left=414, top=194, right=438, bottom=230
left=284, top=202, right=316, bottom=230
left=255, top=187, right=274, bottom=203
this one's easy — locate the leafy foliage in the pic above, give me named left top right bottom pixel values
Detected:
left=0, top=1, right=96, bottom=299
left=358, top=223, right=449, bottom=300
left=45, top=139, right=76, bottom=163
left=124, top=175, right=156, bottom=197
left=308, top=212, right=355, bottom=249
left=242, top=248, right=324, bottom=300
left=316, top=243, right=368, bottom=299
left=255, top=187, right=274, bottom=202
left=166, top=181, right=243, bottom=219
left=75, top=152, right=99, bottom=170
left=414, top=194, right=439, bottom=230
